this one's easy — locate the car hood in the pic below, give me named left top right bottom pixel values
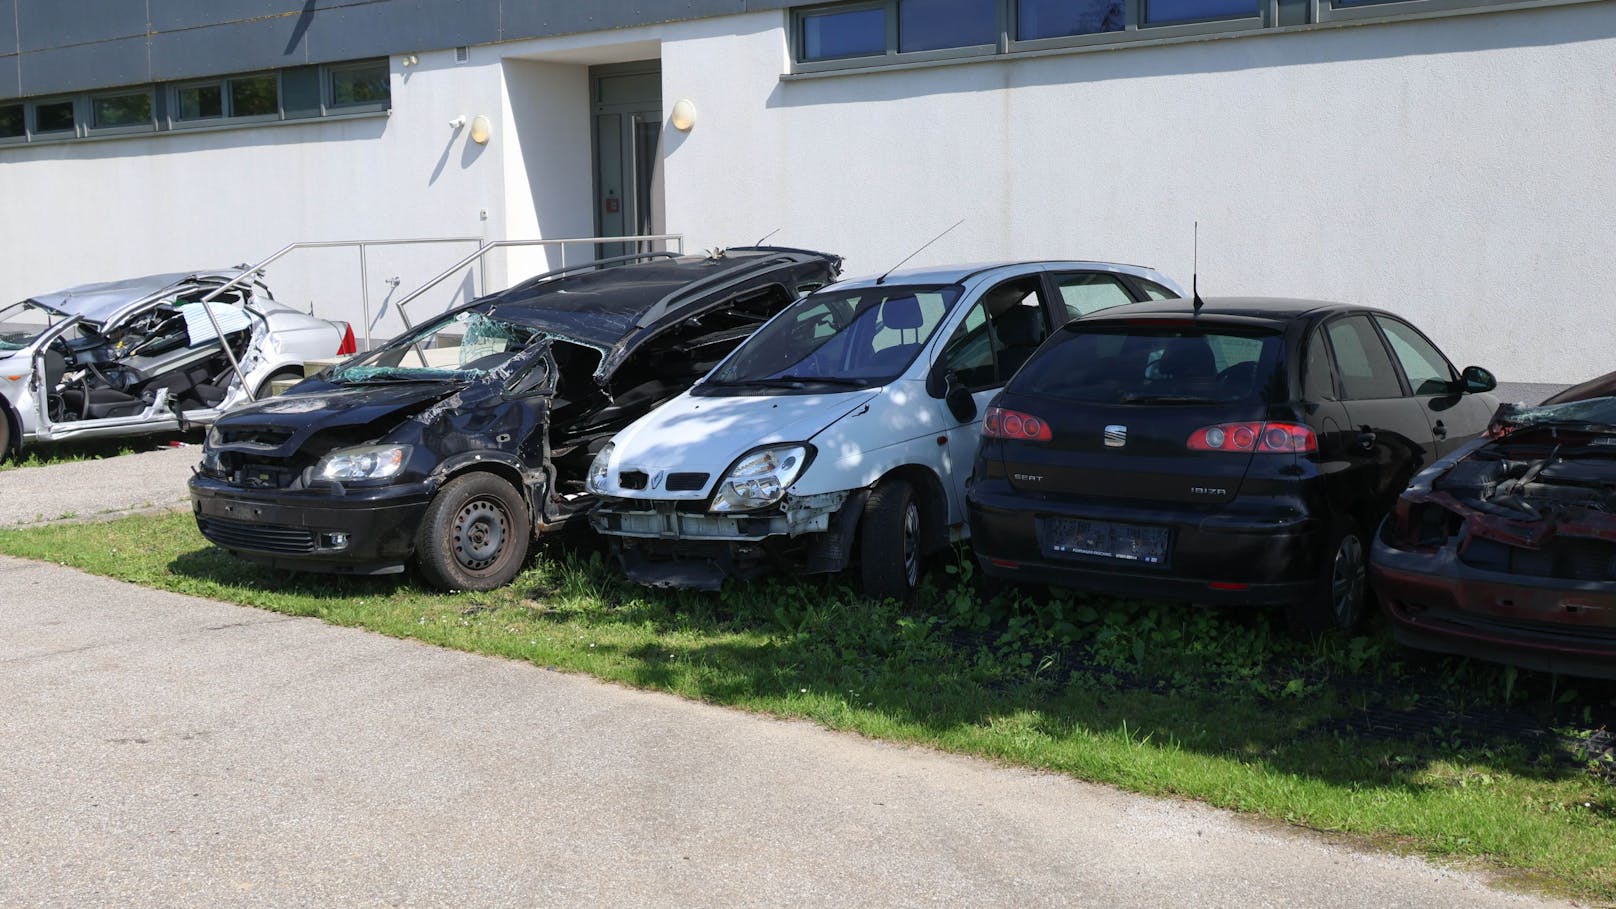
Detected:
left=210, top=381, right=462, bottom=457
left=603, top=387, right=881, bottom=496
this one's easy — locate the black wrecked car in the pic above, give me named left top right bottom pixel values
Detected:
left=966, top=298, right=1498, bottom=635
left=189, top=248, right=842, bottom=590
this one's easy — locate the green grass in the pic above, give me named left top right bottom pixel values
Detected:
left=1, top=511, right=1612, bottom=902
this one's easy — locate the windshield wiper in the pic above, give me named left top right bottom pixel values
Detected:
left=1119, top=393, right=1222, bottom=405
left=707, top=375, right=869, bottom=390
left=773, top=375, right=869, bottom=387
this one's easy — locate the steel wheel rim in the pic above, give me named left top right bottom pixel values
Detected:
left=1331, top=534, right=1365, bottom=627
left=902, top=501, right=921, bottom=588
left=452, top=496, right=509, bottom=572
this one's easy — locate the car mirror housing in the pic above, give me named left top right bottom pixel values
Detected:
left=944, top=371, right=976, bottom=422
left=1461, top=365, right=1497, bottom=394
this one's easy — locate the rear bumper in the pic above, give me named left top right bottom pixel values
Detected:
left=966, top=481, right=1322, bottom=606
left=1371, top=534, right=1616, bottom=680
left=189, top=474, right=433, bottom=575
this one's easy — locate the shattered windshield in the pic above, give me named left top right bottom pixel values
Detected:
left=331, top=310, right=542, bottom=384
left=0, top=300, right=69, bottom=352
left=702, top=284, right=962, bottom=391
left=1493, top=396, right=1616, bottom=434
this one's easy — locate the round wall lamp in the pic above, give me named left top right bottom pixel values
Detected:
left=469, top=114, right=492, bottom=145
left=670, top=99, right=697, bottom=132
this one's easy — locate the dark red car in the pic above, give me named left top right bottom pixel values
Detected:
left=1371, top=376, right=1616, bottom=679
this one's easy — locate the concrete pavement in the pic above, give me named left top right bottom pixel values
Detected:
left=0, top=445, right=196, bottom=526
left=0, top=557, right=1569, bottom=909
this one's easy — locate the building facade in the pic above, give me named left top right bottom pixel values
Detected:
left=1, top=0, right=1610, bottom=379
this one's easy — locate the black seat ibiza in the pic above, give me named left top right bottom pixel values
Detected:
left=965, top=298, right=1498, bottom=634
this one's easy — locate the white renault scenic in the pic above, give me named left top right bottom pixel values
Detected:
left=588, top=260, right=1183, bottom=599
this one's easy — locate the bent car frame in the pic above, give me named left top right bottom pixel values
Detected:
left=0, top=269, right=354, bottom=455
left=1373, top=390, right=1616, bottom=678
left=189, top=248, right=842, bottom=591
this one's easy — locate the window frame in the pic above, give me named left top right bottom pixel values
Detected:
left=1372, top=314, right=1460, bottom=398
left=1320, top=313, right=1410, bottom=401
left=0, top=101, right=27, bottom=146
left=169, top=72, right=285, bottom=129
left=86, top=87, right=157, bottom=136
left=28, top=96, right=82, bottom=139
left=326, top=59, right=393, bottom=113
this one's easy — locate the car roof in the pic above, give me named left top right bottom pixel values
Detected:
left=27, top=268, right=258, bottom=324
left=833, top=260, right=1179, bottom=291
left=480, top=247, right=840, bottom=345
left=1075, top=296, right=1352, bottom=327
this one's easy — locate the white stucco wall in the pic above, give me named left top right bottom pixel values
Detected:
left=655, top=4, right=1616, bottom=383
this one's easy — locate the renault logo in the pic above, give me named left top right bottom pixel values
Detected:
left=1104, top=425, right=1127, bottom=448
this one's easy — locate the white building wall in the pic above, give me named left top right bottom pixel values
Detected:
left=656, top=5, right=1616, bottom=383
left=0, top=48, right=512, bottom=347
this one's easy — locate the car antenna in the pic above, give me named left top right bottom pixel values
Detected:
left=877, top=218, right=966, bottom=285
left=755, top=227, right=782, bottom=246
left=1192, top=220, right=1206, bottom=314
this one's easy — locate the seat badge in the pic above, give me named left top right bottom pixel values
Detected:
left=1104, top=425, right=1127, bottom=448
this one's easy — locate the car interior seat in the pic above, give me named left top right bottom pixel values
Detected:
left=866, top=295, right=924, bottom=372
left=993, top=304, right=1047, bottom=378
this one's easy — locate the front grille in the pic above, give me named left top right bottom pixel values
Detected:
left=233, top=461, right=299, bottom=490
left=665, top=472, right=710, bottom=492
left=1462, top=537, right=1616, bottom=581
left=199, top=517, right=317, bottom=554
left=619, top=470, right=649, bottom=490
left=221, top=427, right=294, bottom=448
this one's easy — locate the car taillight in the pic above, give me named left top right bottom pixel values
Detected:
left=335, top=322, right=357, bottom=356
left=1188, top=421, right=1316, bottom=454
left=983, top=406, right=1053, bottom=442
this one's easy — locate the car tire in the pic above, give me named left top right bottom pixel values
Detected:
left=1285, top=518, right=1368, bottom=639
left=414, top=473, right=531, bottom=592
left=860, top=478, right=922, bottom=602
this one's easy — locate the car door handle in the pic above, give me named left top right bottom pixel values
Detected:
left=1356, top=430, right=1377, bottom=451
left=1432, top=420, right=1447, bottom=441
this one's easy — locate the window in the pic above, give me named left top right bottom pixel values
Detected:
left=176, top=84, right=224, bottom=121
left=329, top=60, right=390, bottom=109
left=1010, top=323, right=1282, bottom=403
left=1138, top=280, right=1179, bottom=301
left=1375, top=316, right=1456, bottom=396
left=900, top=0, right=997, bottom=52
left=1324, top=316, right=1404, bottom=400
left=1053, top=273, right=1134, bottom=319
left=231, top=75, right=280, bottom=118
left=1302, top=330, right=1337, bottom=401
left=1144, top=0, right=1259, bottom=24
left=33, top=100, right=75, bottom=134
left=1018, top=0, right=1123, bottom=39
left=90, top=91, right=153, bottom=130
left=0, top=104, right=22, bottom=139
left=800, top=5, right=887, bottom=60
left=938, top=278, right=1051, bottom=389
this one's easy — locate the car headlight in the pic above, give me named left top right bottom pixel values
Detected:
left=710, top=445, right=810, bottom=513
left=315, top=444, right=411, bottom=482
left=586, top=442, right=615, bottom=494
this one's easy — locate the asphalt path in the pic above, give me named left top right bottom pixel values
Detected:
left=0, top=558, right=1570, bottom=909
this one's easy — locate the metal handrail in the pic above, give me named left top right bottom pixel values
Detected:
left=187, top=233, right=682, bottom=403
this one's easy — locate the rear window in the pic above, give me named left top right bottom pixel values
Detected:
left=1008, top=321, right=1284, bottom=404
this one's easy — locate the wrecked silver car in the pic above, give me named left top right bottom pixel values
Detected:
left=0, top=269, right=355, bottom=456
left=189, top=248, right=842, bottom=591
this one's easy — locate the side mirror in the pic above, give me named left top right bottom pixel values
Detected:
left=1460, top=365, right=1496, bottom=394
left=944, top=371, right=977, bottom=422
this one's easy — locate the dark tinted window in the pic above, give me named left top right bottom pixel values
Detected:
left=0, top=104, right=22, bottom=138
left=801, top=6, right=887, bottom=60
left=1302, top=330, right=1336, bottom=401
left=1145, top=0, right=1257, bottom=24
left=33, top=100, right=75, bottom=133
left=330, top=61, right=390, bottom=108
left=1018, top=0, right=1124, bottom=39
left=1375, top=316, right=1455, bottom=396
left=939, top=278, right=1051, bottom=389
left=1010, top=322, right=1282, bottom=403
left=1324, top=315, right=1404, bottom=400
left=231, top=75, right=280, bottom=117
left=176, top=84, right=224, bottom=120
left=91, top=92, right=152, bottom=129
left=900, top=0, right=997, bottom=52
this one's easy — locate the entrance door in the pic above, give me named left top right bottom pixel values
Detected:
left=591, top=61, right=664, bottom=261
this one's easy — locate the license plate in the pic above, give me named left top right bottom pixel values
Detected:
left=1043, top=518, right=1170, bottom=566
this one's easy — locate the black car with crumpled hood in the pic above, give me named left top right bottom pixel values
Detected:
left=189, top=248, right=841, bottom=590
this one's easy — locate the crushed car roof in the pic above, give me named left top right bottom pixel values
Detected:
left=473, top=248, right=839, bottom=346
left=27, top=268, right=256, bottom=325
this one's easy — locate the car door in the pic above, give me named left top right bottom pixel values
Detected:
left=1044, top=270, right=1142, bottom=327
left=934, top=274, right=1055, bottom=523
left=1321, top=313, right=1437, bottom=524
left=1372, top=314, right=1488, bottom=455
